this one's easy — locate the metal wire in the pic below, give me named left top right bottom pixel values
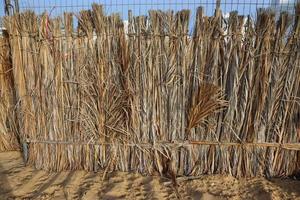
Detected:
left=1, top=0, right=298, bottom=18
left=0, top=0, right=298, bottom=32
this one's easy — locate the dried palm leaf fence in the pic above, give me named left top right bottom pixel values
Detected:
left=2, top=3, right=300, bottom=177
left=0, top=31, right=18, bottom=151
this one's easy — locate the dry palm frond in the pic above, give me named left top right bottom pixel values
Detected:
left=187, top=83, right=228, bottom=132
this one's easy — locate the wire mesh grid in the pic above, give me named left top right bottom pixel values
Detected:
left=0, top=0, right=299, bottom=35
left=2, top=0, right=299, bottom=18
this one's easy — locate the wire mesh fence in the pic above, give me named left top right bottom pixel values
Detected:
left=2, top=0, right=299, bottom=18
left=1, top=0, right=298, bottom=35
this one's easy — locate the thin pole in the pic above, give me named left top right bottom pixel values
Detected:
left=4, top=0, right=19, bottom=16
left=4, top=0, right=12, bottom=16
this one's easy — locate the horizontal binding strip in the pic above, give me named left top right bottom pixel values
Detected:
left=25, top=139, right=300, bottom=151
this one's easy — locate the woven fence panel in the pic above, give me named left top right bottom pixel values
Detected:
left=2, top=4, right=300, bottom=177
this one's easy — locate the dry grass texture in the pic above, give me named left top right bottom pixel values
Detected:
left=0, top=32, right=18, bottom=151
left=1, top=4, right=300, bottom=177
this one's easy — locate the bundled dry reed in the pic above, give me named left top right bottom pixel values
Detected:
left=2, top=3, right=300, bottom=177
left=0, top=31, right=18, bottom=151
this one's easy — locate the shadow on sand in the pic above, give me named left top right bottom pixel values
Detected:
left=271, top=177, right=300, bottom=197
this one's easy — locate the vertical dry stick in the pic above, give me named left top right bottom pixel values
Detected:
left=272, top=6, right=300, bottom=175
left=243, top=10, right=275, bottom=176
left=187, top=7, right=204, bottom=140
left=148, top=11, right=166, bottom=175
left=63, top=12, right=76, bottom=169
left=39, top=13, right=52, bottom=169
left=237, top=15, right=256, bottom=176
left=208, top=5, right=223, bottom=174
left=176, top=10, right=190, bottom=175
left=222, top=12, right=244, bottom=175
left=92, top=4, right=107, bottom=168
left=264, top=12, right=290, bottom=176
left=52, top=17, right=66, bottom=170
left=79, top=9, right=94, bottom=170
left=127, top=10, right=137, bottom=171
left=5, top=13, right=34, bottom=163
left=188, top=7, right=207, bottom=175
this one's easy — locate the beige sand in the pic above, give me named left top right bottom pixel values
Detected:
left=0, top=151, right=299, bottom=200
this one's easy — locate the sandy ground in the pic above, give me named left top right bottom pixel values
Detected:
left=0, top=151, right=299, bottom=200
